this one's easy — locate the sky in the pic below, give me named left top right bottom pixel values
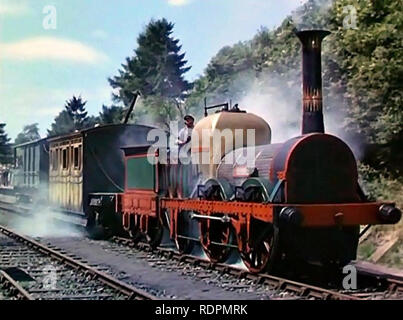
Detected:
left=0, top=0, right=308, bottom=140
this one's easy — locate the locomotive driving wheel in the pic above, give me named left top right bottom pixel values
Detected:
left=240, top=226, right=278, bottom=273
left=239, top=178, right=280, bottom=273
left=200, top=216, right=234, bottom=263
left=241, top=242, right=271, bottom=273
left=145, top=217, right=163, bottom=248
left=128, top=216, right=142, bottom=244
left=199, top=179, right=235, bottom=263
left=175, top=210, right=194, bottom=254
left=130, top=215, right=163, bottom=248
left=86, top=207, right=114, bottom=240
left=86, top=208, right=107, bottom=239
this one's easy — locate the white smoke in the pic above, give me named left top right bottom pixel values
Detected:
left=238, top=71, right=354, bottom=150
left=239, top=74, right=301, bottom=143
left=10, top=185, right=83, bottom=238
left=291, top=0, right=334, bottom=30
left=11, top=206, right=83, bottom=238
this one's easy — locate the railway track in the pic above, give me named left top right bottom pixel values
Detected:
left=0, top=200, right=87, bottom=229
left=345, top=264, right=403, bottom=299
left=0, top=225, right=157, bottom=300
left=0, top=200, right=30, bottom=217
left=340, top=278, right=403, bottom=299
left=110, top=237, right=403, bottom=300
left=1, top=202, right=402, bottom=300
left=109, top=237, right=357, bottom=300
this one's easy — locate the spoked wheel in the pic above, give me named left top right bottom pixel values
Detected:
left=128, top=219, right=142, bottom=244
left=240, top=178, right=280, bottom=273
left=173, top=165, right=195, bottom=254
left=200, top=217, right=234, bottom=263
left=240, top=225, right=279, bottom=273
left=145, top=218, right=163, bottom=248
left=175, top=211, right=194, bottom=254
left=199, top=179, right=235, bottom=263
left=86, top=208, right=110, bottom=240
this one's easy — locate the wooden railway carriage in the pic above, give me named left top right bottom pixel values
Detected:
left=48, top=124, right=162, bottom=216
left=11, top=138, right=49, bottom=202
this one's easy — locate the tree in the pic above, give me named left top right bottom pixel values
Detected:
left=327, top=0, right=403, bottom=176
left=98, top=105, right=125, bottom=124
left=48, top=95, right=97, bottom=136
left=185, top=0, right=402, bottom=198
left=0, top=123, right=12, bottom=165
left=184, top=17, right=301, bottom=119
left=65, top=96, right=89, bottom=130
left=47, top=110, right=76, bottom=137
left=109, top=18, right=192, bottom=127
left=15, top=123, right=41, bottom=145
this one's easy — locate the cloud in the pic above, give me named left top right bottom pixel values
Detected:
left=91, top=29, right=109, bottom=40
left=0, top=2, right=30, bottom=16
left=167, top=0, right=191, bottom=6
left=286, top=0, right=308, bottom=5
left=0, top=37, right=108, bottom=64
left=0, top=85, right=113, bottom=140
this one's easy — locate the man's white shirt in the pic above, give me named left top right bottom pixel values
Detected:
left=178, top=126, right=193, bottom=144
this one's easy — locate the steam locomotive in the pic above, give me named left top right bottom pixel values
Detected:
left=87, top=30, right=401, bottom=273
left=3, top=30, right=401, bottom=274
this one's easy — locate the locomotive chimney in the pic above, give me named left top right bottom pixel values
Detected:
left=296, top=30, right=330, bottom=134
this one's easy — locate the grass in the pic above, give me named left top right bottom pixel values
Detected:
left=358, top=242, right=376, bottom=260
left=357, top=163, right=403, bottom=269
left=378, top=239, right=402, bottom=268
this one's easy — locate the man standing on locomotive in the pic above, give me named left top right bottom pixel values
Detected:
left=176, top=114, right=195, bottom=169
left=177, top=114, right=195, bottom=147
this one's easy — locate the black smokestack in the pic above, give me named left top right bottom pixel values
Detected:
left=296, top=30, right=330, bottom=134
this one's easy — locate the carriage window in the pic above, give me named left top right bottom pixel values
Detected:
left=52, top=150, right=56, bottom=170
left=53, top=149, right=59, bottom=171
left=50, top=150, right=53, bottom=170
left=24, top=148, right=28, bottom=172
left=62, top=149, right=68, bottom=169
left=78, top=146, right=82, bottom=169
left=24, top=148, right=27, bottom=184
left=74, top=147, right=79, bottom=168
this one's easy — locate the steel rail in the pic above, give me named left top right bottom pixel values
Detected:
left=386, top=278, right=403, bottom=295
left=0, top=225, right=157, bottom=300
left=0, top=270, right=34, bottom=300
left=112, top=237, right=360, bottom=300
left=2, top=203, right=401, bottom=300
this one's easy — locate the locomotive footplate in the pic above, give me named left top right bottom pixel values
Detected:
left=160, top=198, right=401, bottom=227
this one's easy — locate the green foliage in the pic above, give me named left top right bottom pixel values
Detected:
left=378, top=239, right=402, bottom=268
left=187, top=0, right=401, bottom=179
left=47, top=110, right=75, bottom=137
left=47, top=95, right=96, bottom=136
left=14, top=123, right=41, bottom=145
left=357, top=241, right=376, bottom=259
left=327, top=0, right=403, bottom=176
left=358, top=163, right=403, bottom=208
left=109, top=18, right=192, bottom=127
left=65, top=96, right=89, bottom=129
left=98, top=105, right=125, bottom=124
left=185, top=42, right=257, bottom=117
left=185, top=0, right=332, bottom=118
left=0, top=123, right=12, bottom=165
